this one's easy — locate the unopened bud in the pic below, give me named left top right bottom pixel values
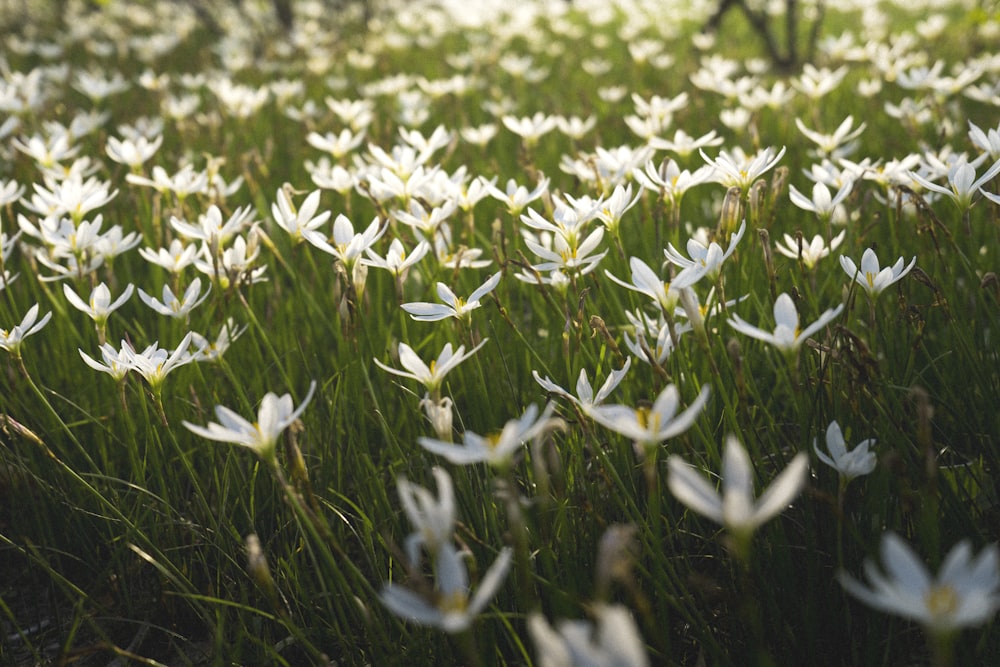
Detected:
left=246, top=533, right=284, bottom=614
left=595, top=524, right=638, bottom=601
left=421, top=394, right=454, bottom=442
left=719, top=186, right=742, bottom=236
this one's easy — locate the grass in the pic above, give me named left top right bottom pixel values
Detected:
left=1, top=0, right=999, bottom=664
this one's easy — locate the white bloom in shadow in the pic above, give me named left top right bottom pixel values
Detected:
left=183, top=381, right=316, bottom=463
left=840, top=248, right=916, bottom=299
left=381, top=544, right=512, bottom=634
left=814, top=420, right=876, bottom=483
left=667, top=435, right=808, bottom=552
left=838, top=532, right=1000, bottom=637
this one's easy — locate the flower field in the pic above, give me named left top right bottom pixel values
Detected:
left=1, top=0, right=999, bottom=664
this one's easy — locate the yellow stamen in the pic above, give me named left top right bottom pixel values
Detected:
left=925, top=585, right=959, bottom=618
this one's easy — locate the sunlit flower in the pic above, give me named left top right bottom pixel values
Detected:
left=590, top=384, right=709, bottom=458
left=839, top=248, right=916, bottom=298
left=138, top=278, right=211, bottom=319
left=727, top=292, right=843, bottom=354
left=487, top=176, right=550, bottom=216
left=701, top=146, right=786, bottom=195
left=795, top=116, right=866, bottom=159
left=363, top=238, right=431, bottom=278
left=79, top=341, right=133, bottom=382
left=502, top=111, right=558, bottom=147
left=667, top=435, right=809, bottom=552
left=908, top=155, right=1000, bottom=212
left=532, top=358, right=631, bottom=415
left=417, top=403, right=558, bottom=468
left=270, top=187, right=332, bottom=249
left=321, top=213, right=385, bottom=271
left=183, top=382, right=316, bottom=464
left=62, top=281, right=133, bottom=328
left=838, top=532, right=1000, bottom=637
left=788, top=180, right=853, bottom=223
left=663, top=219, right=746, bottom=283
left=374, top=339, right=487, bottom=395
left=402, top=271, right=501, bottom=323
left=774, top=230, right=846, bottom=269
left=605, top=257, right=701, bottom=313
left=124, top=332, right=199, bottom=394
left=127, top=164, right=208, bottom=199
left=171, top=205, right=255, bottom=248
left=0, top=303, right=52, bottom=359
left=814, top=420, right=877, bottom=483
left=649, top=128, right=723, bottom=158
left=105, top=134, right=163, bottom=170
left=138, top=239, right=199, bottom=274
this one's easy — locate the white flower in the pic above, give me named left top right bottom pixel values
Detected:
left=788, top=180, right=853, bottom=221
left=532, top=357, right=631, bottom=414
left=667, top=435, right=809, bottom=543
left=363, top=238, right=430, bottom=278
left=124, top=332, right=199, bottom=393
left=814, top=420, right=877, bottom=482
left=590, top=384, right=709, bottom=456
left=701, top=146, right=787, bottom=194
left=838, top=532, right=1000, bottom=636
left=418, top=403, right=558, bottom=468
left=663, top=219, right=746, bottom=283
left=0, top=303, right=53, bottom=357
left=381, top=544, right=513, bottom=634
left=79, top=341, right=133, bottom=381
left=270, top=187, right=332, bottom=250
left=183, top=381, right=316, bottom=463
left=138, top=239, right=199, bottom=273
left=528, top=604, right=650, bottom=667
left=908, top=156, right=1000, bottom=211
left=374, top=339, right=487, bottom=394
left=839, top=248, right=916, bottom=298
left=401, top=272, right=501, bottom=323
left=605, top=257, right=701, bottom=314
left=396, top=467, right=455, bottom=565
left=727, top=292, right=843, bottom=354
left=320, top=213, right=385, bottom=270
left=62, top=282, right=133, bottom=325
left=775, top=231, right=846, bottom=269
left=138, top=278, right=211, bottom=319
